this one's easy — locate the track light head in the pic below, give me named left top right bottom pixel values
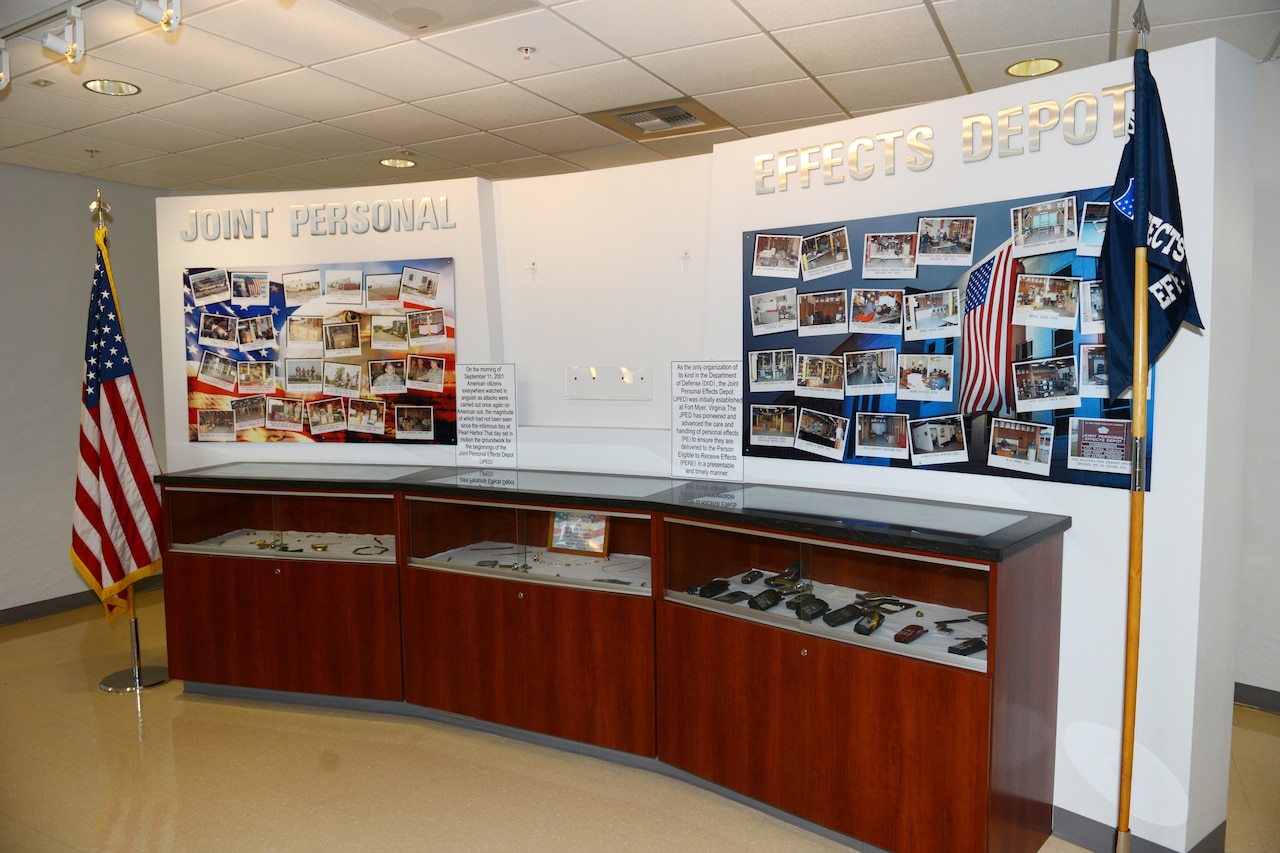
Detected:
left=41, top=5, right=84, bottom=64
left=135, top=0, right=182, bottom=32
left=0, top=39, right=9, bottom=92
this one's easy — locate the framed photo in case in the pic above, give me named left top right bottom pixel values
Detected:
left=548, top=511, right=610, bottom=557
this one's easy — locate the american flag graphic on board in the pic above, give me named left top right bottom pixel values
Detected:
left=71, top=228, right=163, bottom=620
left=958, top=239, right=1017, bottom=414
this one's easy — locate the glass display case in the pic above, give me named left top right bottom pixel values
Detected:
left=665, top=516, right=991, bottom=671
left=405, top=495, right=653, bottom=594
left=166, top=486, right=396, bottom=564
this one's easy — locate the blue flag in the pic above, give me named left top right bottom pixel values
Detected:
left=1100, top=49, right=1203, bottom=399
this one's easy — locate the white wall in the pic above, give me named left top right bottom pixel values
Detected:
left=696, top=40, right=1251, bottom=851
left=0, top=164, right=163, bottom=610
left=1237, top=59, right=1280, bottom=695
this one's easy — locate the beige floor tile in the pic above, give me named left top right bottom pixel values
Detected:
left=0, top=589, right=1272, bottom=853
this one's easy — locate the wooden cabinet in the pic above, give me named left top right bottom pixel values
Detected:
left=402, top=495, right=658, bottom=756
left=658, top=512, right=1062, bottom=853
left=162, top=485, right=403, bottom=701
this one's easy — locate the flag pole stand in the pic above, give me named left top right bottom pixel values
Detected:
left=100, top=589, right=169, bottom=694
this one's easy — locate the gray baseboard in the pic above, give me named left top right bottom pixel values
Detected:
left=1234, top=682, right=1280, bottom=714
left=1053, top=806, right=1225, bottom=853
left=0, top=574, right=164, bottom=628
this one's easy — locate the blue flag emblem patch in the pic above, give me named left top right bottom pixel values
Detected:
left=1113, top=177, right=1136, bottom=221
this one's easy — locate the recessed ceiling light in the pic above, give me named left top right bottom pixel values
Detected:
left=380, top=157, right=416, bottom=169
left=84, top=78, right=140, bottom=96
left=1005, top=58, right=1062, bottom=78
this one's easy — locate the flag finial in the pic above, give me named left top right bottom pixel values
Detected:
left=90, top=187, right=110, bottom=230
left=1132, top=0, right=1150, bottom=50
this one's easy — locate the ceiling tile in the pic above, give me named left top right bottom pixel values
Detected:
left=635, top=35, right=807, bottom=96
left=518, top=60, right=681, bottom=113
left=0, top=117, right=60, bottom=148
left=268, top=158, right=398, bottom=186
left=250, top=122, right=385, bottom=158
left=932, top=0, right=1113, bottom=54
left=14, top=55, right=207, bottom=113
left=555, top=0, right=759, bottom=55
left=639, top=126, right=745, bottom=158
left=206, top=171, right=319, bottom=191
left=555, top=142, right=669, bottom=169
left=957, top=35, right=1112, bottom=92
left=424, top=8, right=619, bottom=79
left=11, top=130, right=165, bottom=168
left=315, top=42, right=501, bottom=102
left=189, top=0, right=405, bottom=64
left=479, top=155, right=584, bottom=178
left=187, top=139, right=301, bottom=170
left=144, top=92, right=309, bottom=137
left=491, top=115, right=627, bottom=152
left=325, top=104, right=474, bottom=146
left=83, top=163, right=192, bottom=190
left=416, top=132, right=539, bottom=166
left=329, top=150, right=458, bottom=175
left=739, top=114, right=850, bottom=137
left=76, top=114, right=232, bottom=152
left=223, top=68, right=397, bottom=122
left=0, top=147, right=98, bottom=174
left=116, top=153, right=247, bottom=181
left=735, top=0, right=920, bottom=30
left=821, top=57, right=966, bottom=116
left=415, top=83, right=571, bottom=129
left=775, top=5, right=949, bottom=76
left=92, top=25, right=298, bottom=90
left=0, top=83, right=129, bottom=131
left=1142, top=12, right=1280, bottom=62
left=697, top=78, right=846, bottom=127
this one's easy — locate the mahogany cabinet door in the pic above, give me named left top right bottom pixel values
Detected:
left=798, top=637, right=991, bottom=853
left=402, top=567, right=518, bottom=723
left=164, top=552, right=285, bottom=690
left=516, top=582, right=656, bottom=756
left=273, top=560, right=403, bottom=701
left=656, top=601, right=804, bottom=816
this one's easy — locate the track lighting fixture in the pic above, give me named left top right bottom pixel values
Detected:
left=0, top=39, right=9, bottom=91
left=41, top=5, right=84, bottom=64
left=135, top=0, right=182, bottom=32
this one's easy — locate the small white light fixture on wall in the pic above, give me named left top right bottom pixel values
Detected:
left=42, top=5, right=85, bottom=64
left=135, top=0, right=182, bottom=31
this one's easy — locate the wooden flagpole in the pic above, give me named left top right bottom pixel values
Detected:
left=1116, top=6, right=1150, bottom=852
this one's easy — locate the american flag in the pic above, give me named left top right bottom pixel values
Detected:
left=71, top=228, right=163, bottom=620
left=958, top=239, right=1017, bottom=414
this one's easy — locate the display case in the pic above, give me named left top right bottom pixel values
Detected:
left=655, top=484, right=1068, bottom=853
left=157, top=464, right=1069, bottom=851
left=400, top=483, right=661, bottom=756
left=161, top=476, right=404, bottom=701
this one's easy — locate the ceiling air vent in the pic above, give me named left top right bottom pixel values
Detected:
left=586, top=98, right=730, bottom=142
left=617, top=105, right=704, bottom=134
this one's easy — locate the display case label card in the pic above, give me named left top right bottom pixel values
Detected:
left=672, top=361, right=744, bottom=482
left=457, top=363, right=517, bottom=469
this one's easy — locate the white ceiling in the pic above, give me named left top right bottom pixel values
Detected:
left=0, top=0, right=1276, bottom=191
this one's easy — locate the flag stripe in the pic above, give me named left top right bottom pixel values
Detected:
left=71, top=228, right=163, bottom=620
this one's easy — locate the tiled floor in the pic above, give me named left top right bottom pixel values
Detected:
left=0, top=589, right=1275, bottom=852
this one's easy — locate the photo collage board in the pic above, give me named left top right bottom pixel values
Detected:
left=742, top=186, right=1155, bottom=489
left=183, top=257, right=456, bottom=444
